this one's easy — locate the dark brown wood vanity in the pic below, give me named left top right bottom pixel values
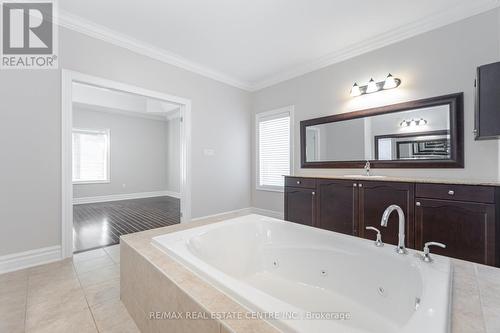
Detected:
left=284, top=176, right=499, bottom=267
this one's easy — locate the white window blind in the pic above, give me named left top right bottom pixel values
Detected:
left=72, top=129, right=110, bottom=183
left=257, top=108, right=292, bottom=190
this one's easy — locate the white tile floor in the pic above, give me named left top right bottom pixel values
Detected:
left=0, top=245, right=139, bottom=333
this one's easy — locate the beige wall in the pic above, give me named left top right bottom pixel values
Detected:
left=2, top=9, right=500, bottom=257
left=73, top=107, right=176, bottom=198
left=0, top=27, right=252, bottom=256
left=252, top=9, right=500, bottom=213
left=165, top=117, right=182, bottom=193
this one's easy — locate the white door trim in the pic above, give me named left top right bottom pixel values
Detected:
left=61, top=69, right=192, bottom=258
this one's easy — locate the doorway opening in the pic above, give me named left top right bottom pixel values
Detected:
left=61, top=70, right=191, bottom=257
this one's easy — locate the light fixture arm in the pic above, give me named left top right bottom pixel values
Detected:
left=350, top=74, right=401, bottom=97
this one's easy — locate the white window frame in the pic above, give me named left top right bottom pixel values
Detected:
left=255, top=106, right=294, bottom=192
left=72, top=128, right=111, bottom=184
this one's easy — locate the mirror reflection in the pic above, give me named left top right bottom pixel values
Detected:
left=305, top=105, right=451, bottom=162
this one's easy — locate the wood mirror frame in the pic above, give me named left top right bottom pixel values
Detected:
left=300, top=93, right=464, bottom=168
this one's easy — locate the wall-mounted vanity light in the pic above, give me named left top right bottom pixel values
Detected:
left=400, top=118, right=427, bottom=128
left=350, top=74, right=401, bottom=97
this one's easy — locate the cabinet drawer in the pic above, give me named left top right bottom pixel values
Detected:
left=285, top=177, right=316, bottom=189
left=416, top=183, right=494, bottom=203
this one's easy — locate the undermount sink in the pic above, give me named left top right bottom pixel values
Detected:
left=343, top=174, right=387, bottom=178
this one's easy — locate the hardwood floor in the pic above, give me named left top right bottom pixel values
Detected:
left=73, top=196, right=180, bottom=253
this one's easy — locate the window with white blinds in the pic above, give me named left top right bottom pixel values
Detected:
left=256, top=107, right=293, bottom=191
left=72, top=129, right=110, bottom=184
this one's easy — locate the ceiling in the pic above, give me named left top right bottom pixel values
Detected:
left=72, top=82, right=181, bottom=121
left=59, top=0, right=500, bottom=91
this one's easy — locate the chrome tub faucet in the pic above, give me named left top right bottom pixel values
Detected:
left=380, top=204, right=407, bottom=254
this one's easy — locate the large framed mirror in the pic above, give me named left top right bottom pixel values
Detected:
left=301, top=93, right=464, bottom=168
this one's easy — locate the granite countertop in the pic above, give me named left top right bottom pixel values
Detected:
left=288, top=174, right=500, bottom=187
left=121, top=212, right=500, bottom=333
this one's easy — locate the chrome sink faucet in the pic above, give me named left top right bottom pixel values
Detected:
left=364, top=161, right=371, bottom=176
left=380, top=205, right=407, bottom=254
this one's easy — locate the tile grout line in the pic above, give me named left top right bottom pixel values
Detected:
left=23, top=273, right=29, bottom=333
left=473, top=263, right=488, bottom=333
left=73, top=254, right=111, bottom=333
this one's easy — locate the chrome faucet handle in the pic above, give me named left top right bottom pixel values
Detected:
left=365, top=227, right=383, bottom=247
left=421, top=242, right=446, bottom=263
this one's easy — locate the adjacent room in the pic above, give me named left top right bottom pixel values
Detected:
left=71, top=82, right=182, bottom=252
left=2, top=1, right=500, bottom=333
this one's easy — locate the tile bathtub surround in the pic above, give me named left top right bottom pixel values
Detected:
left=121, top=214, right=500, bottom=333
left=0, top=245, right=139, bottom=333
left=121, top=215, right=281, bottom=333
left=1, top=215, right=499, bottom=333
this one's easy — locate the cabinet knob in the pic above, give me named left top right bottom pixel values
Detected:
left=296, top=180, right=301, bottom=185
left=416, top=202, right=421, bottom=207
left=359, top=183, right=363, bottom=188
left=353, top=183, right=357, bottom=187
left=311, top=191, right=316, bottom=196
left=448, top=190, right=455, bottom=196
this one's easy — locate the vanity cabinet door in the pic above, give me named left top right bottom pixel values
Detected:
left=415, top=199, right=496, bottom=266
left=475, top=61, right=500, bottom=139
left=284, top=187, right=316, bottom=227
left=358, top=182, right=415, bottom=248
left=316, top=180, right=358, bottom=236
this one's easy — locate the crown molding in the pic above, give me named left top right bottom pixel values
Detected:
left=56, top=10, right=253, bottom=91
left=250, top=0, right=500, bottom=91
left=57, top=1, right=500, bottom=93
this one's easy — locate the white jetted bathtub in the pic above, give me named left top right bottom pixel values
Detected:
left=152, top=214, right=452, bottom=333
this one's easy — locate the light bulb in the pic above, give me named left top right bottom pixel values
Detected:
left=410, top=119, right=417, bottom=127
left=400, top=120, right=408, bottom=127
left=366, top=78, right=378, bottom=93
left=417, top=118, right=427, bottom=126
left=383, top=73, right=398, bottom=89
left=350, top=83, right=361, bottom=97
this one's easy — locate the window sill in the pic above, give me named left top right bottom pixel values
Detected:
left=256, top=186, right=284, bottom=193
left=73, top=180, right=110, bottom=185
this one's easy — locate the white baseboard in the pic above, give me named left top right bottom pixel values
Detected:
left=191, top=207, right=253, bottom=222
left=73, top=190, right=181, bottom=205
left=191, top=207, right=283, bottom=222
left=163, top=191, right=181, bottom=199
left=251, top=207, right=284, bottom=220
left=0, top=246, right=62, bottom=275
